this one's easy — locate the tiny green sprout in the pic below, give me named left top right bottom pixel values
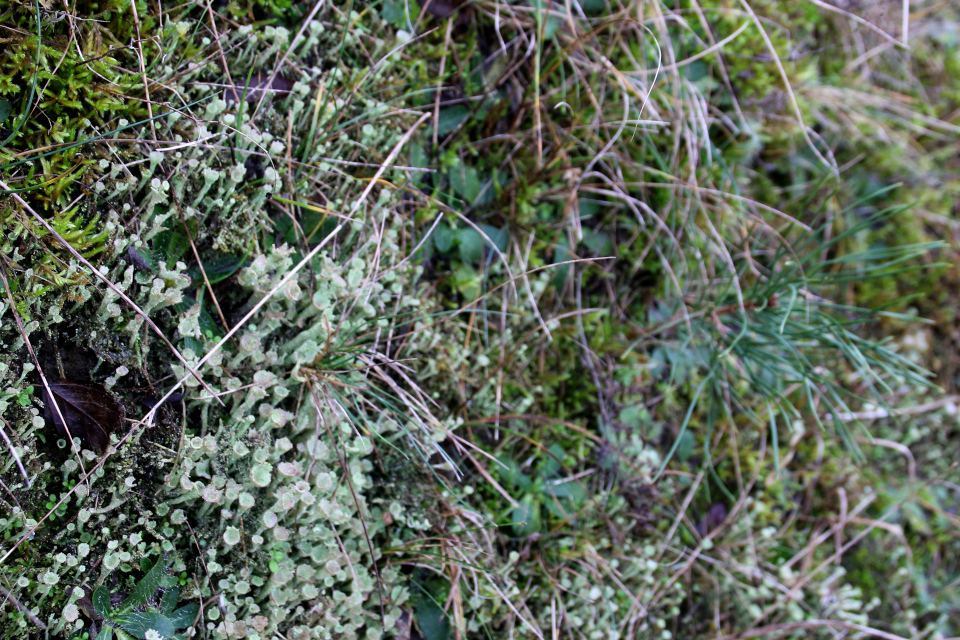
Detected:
left=44, top=495, right=69, bottom=522
left=16, top=386, right=34, bottom=406
left=268, top=549, right=284, bottom=573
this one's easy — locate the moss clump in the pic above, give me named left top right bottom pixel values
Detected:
left=0, top=0, right=152, bottom=206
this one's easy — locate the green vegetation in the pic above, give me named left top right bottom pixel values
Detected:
left=0, top=0, right=958, bottom=639
left=85, top=558, right=199, bottom=640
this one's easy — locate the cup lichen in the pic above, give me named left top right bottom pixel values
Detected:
left=0, top=6, right=451, bottom=639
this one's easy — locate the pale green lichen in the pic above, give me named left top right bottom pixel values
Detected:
left=0, top=7, right=438, bottom=639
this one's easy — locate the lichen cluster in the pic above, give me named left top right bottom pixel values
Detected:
left=0, top=6, right=443, bottom=639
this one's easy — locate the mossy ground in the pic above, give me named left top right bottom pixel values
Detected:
left=0, top=0, right=959, bottom=639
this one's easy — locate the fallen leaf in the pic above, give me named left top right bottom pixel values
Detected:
left=223, top=72, right=295, bottom=104
left=141, top=393, right=185, bottom=425
left=141, top=393, right=185, bottom=411
left=43, top=381, right=125, bottom=454
left=423, top=0, right=460, bottom=16
left=695, top=502, right=728, bottom=537
left=127, top=246, right=156, bottom=272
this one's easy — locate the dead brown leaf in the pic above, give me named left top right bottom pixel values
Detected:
left=43, top=381, right=125, bottom=454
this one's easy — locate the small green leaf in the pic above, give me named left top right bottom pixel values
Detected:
left=153, top=220, right=197, bottom=269
left=581, top=229, right=612, bottom=255
left=512, top=494, right=541, bottom=537
left=676, top=430, right=696, bottom=462
left=181, top=336, right=205, bottom=356
left=545, top=479, right=586, bottom=503
left=495, top=455, right=532, bottom=492
left=114, top=611, right=176, bottom=639
left=169, top=604, right=198, bottom=628
left=436, top=107, right=470, bottom=136
left=120, top=558, right=166, bottom=612
left=580, top=0, right=606, bottom=14
left=187, top=254, right=246, bottom=285
left=379, top=0, right=419, bottom=27
left=540, top=444, right=565, bottom=478
left=95, top=625, right=114, bottom=640
left=415, top=600, right=450, bottom=640
left=543, top=15, right=562, bottom=39
left=406, top=141, right=430, bottom=187
left=543, top=494, right=574, bottom=520
left=93, top=586, right=112, bottom=618
left=577, top=198, right=601, bottom=221
left=411, top=577, right=451, bottom=640
left=550, top=236, right=571, bottom=288
left=618, top=404, right=650, bottom=429
left=681, top=60, right=708, bottom=82
left=448, top=165, right=481, bottom=202
left=452, top=263, right=480, bottom=300
left=0, top=100, right=10, bottom=124
left=479, top=224, right=509, bottom=252
left=433, top=223, right=454, bottom=254
left=197, top=306, right=219, bottom=340
left=457, top=227, right=483, bottom=264
left=160, top=587, right=179, bottom=614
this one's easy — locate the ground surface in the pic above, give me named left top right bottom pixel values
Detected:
left=0, top=0, right=959, bottom=639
